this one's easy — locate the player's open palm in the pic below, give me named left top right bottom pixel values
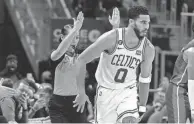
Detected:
left=73, top=11, right=84, bottom=31
left=73, top=92, right=90, bottom=113
left=109, top=7, right=120, bottom=28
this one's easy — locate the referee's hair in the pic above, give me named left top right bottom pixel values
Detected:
left=59, top=24, right=73, bottom=43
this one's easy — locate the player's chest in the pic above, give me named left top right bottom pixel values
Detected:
left=107, top=50, right=142, bottom=69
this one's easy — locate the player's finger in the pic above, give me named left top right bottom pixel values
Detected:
left=113, top=8, right=116, bottom=16
left=78, top=11, right=83, bottom=20
left=72, top=18, right=76, bottom=24
left=81, top=104, right=85, bottom=113
left=0, top=78, right=4, bottom=85
left=115, top=7, right=119, bottom=16
left=73, top=102, right=79, bottom=107
left=77, top=105, right=81, bottom=112
left=73, top=95, right=79, bottom=103
left=108, top=15, right=111, bottom=21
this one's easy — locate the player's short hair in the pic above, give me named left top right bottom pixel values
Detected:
left=59, top=24, right=73, bottom=43
left=128, top=6, right=149, bottom=20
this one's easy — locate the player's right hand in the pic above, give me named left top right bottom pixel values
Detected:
left=73, top=92, right=90, bottom=113
left=109, top=7, right=120, bottom=28
left=73, top=11, right=84, bottom=32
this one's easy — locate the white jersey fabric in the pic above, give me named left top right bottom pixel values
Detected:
left=95, top=28, right=147, bottom=89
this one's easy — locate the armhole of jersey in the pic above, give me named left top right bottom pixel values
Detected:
left=182, top=51, right=188, bottom=63
left=141, top=38, right=148, bottom=62
left=103, top=29, right=119, bottom=55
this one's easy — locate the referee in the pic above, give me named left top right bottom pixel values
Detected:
left=48, top=12, right=89, bottom=123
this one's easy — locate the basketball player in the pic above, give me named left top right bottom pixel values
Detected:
left=166, top=24, right=194, bottom=123
left=48, top=9, right=120, bottom=123
left=74, top=6, right=155, bottom=123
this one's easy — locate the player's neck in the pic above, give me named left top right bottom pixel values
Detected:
left=125, top=27, right=139, bottom=43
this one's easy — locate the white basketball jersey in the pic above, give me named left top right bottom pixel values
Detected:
left=95, top=28, right=147, bottom=89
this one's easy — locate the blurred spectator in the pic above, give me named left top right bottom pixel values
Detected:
left=1, top=78, right=13, bottom=88
left=74, top=0, right=99, bottom=18
left=147, top=106, right=168, bottom=123
left=122, top=0, right=146, bottom=11
left=99, top=0, right=122, bottom=14
left=72, top=0, right=82, bottom=15
left=0, top=54, right=22, bottom=84
left=0, top=78, right=38, bottom=123
left=140, top=77, right=169, bottom=123
left=29, top=83, right=52, bottom=118
left=40, top=71, right=52, bottom=84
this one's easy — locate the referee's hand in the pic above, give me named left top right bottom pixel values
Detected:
left=73, top=92, right=90, bottom=113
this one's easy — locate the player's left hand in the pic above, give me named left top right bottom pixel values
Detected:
left=73, top=92, right=90, bottom=113
left=109, top=7, right=120, bottom=28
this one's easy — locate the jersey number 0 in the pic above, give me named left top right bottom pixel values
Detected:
left=114, top=68, right=128, bottom=83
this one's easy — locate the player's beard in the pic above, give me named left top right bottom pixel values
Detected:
left=133, top=23, right=145, bottom=40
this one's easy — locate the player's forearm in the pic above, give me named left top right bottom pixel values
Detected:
left=51, top=28, right=77, bottom=61
left=139, top=83, right=150, bottom=106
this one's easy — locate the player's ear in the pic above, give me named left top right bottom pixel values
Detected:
left=128, top=19, right=135, bottom=27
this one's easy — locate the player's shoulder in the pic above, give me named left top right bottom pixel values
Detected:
left=184, top=47, right=194, bottom=56
left=98, top=29, right=117, bottom=46
left=143, top=38, right=155, bottom=60
left=144, top=37, right=155, bottom=52
left=104, top=29, right=117, bottom=38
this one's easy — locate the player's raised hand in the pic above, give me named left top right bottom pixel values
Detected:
left=73, top=92, right=90, bottom=113
left=73, top=11, right=84, bottom=31
left=109, top=7, right=120, bottom=28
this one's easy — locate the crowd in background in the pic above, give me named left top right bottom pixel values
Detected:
left=0, top=52, right=171, bottom=123
left=71, top=0, right=145, bottom=18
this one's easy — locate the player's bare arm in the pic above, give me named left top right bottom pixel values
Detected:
left=73, top=30, right=116, bottom=110
left=77, top=29, right=116, bottom=65
left=139, top=40, right=155, bottom=113
left=51, top=12, right=84, bottom=61
left=183, top=47, right=194, bottom=118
